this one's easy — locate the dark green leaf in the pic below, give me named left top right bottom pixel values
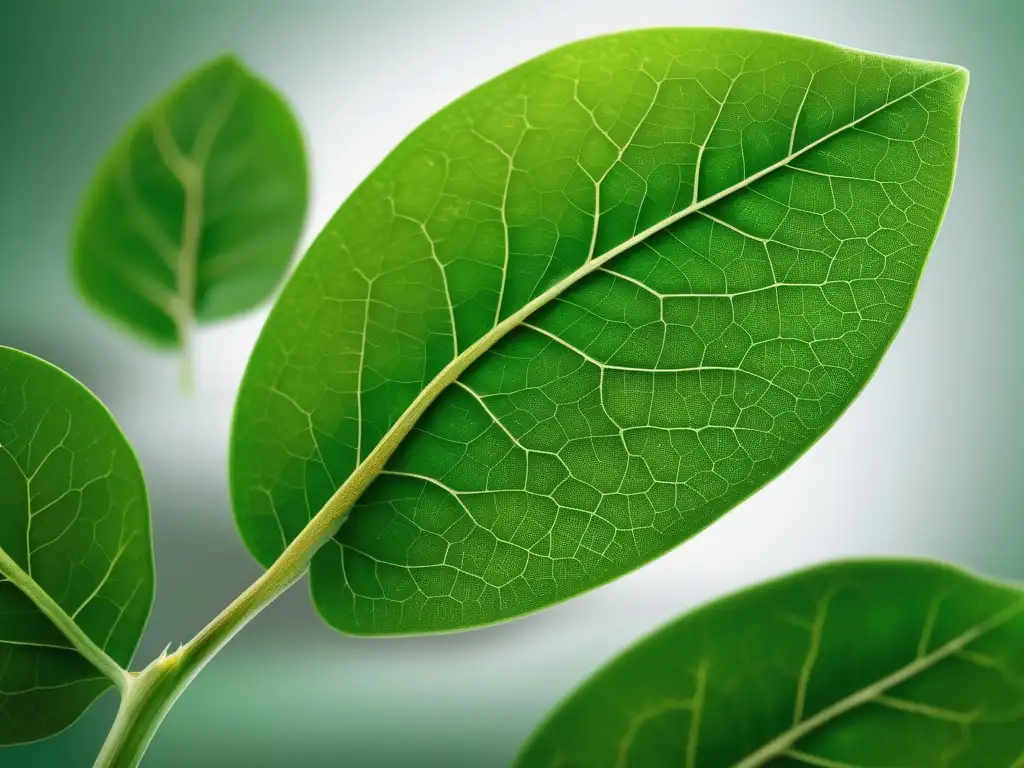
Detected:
left=517, top=559, right=1024, bottom=768
left=73, top=55, right=308, bottom=359
left=230, top=29, right=968, bottom=634
left=0, top=347, right=153, bottom=744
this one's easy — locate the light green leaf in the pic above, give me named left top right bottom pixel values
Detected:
left=73, top=55, right=308, bottom=366
left=0, top=347, right=153, bottom=744
left=516, top=559, right=1024, bottom=767
left=230, top=29, right=968, bottom=635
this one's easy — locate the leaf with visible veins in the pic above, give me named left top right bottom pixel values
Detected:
left=0, top=347, right=153, bottom=744
left=516, top=560, right=1024, bottom=768
left=229, top=29, right=968, bottom=635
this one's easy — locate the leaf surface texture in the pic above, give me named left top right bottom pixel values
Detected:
left=231, top=30, right=968, bottom=634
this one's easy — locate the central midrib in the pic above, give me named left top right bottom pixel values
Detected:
left=275, top=69, right=957, bottom=578
left=151, top=73, right=241, bottom=386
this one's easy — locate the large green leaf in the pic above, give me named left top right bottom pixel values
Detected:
left=230, top=29, right=968, bottom=635
left=516, top=560, right=1024, bottom=767
left=0, top=347, right=153, bottom=744
left=73, top=55, right=307, bottom=355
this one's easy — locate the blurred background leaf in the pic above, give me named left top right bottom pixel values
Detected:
left=72, top=54, right=307, bottom=388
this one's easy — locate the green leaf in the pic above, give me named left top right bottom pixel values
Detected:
left=229, top=29, right=968, bottom=635
left=0, top=347, right=153, bottom=744
left=516, top=560, right=1024, bottom=767
left=73, top=54, right=308, bottom=363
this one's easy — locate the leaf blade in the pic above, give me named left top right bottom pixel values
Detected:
left=72, top=54, right=308, bottom=350
left=0, top=347, right=153, bottom=744
left=230, top=29, right=968, bottom=634
left=515, top=560, right=1024, bottom=768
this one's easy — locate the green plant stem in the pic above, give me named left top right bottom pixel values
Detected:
left=92, top=657, right=183, bottom=768
left=91, top=386, right=421, bottom=765
left=91, top=547, right=308, bottom=767
left=91, top=264, right=523, bottom=763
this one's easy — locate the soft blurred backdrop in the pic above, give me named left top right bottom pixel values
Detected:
left=1, top=0, right=1020, bottom=765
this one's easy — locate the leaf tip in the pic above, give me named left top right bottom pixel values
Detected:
left=954, top=65, right=970, bottom=95
left=206, top=51, right=249, bottom=73
left=180, top=52, right=256, bottom=97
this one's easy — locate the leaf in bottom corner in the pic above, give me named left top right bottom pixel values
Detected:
left=516, top=559, right=1024, bottom=768
left=0, top=347, right=154, bottom=744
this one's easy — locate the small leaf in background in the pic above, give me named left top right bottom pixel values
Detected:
left=0, top=347, right=153, bottom=744
left=230, top=29, right=969, bottom=636
left=517, top=559, right=1024, bottom=767
left=73, top=55, right=308, bottom=385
